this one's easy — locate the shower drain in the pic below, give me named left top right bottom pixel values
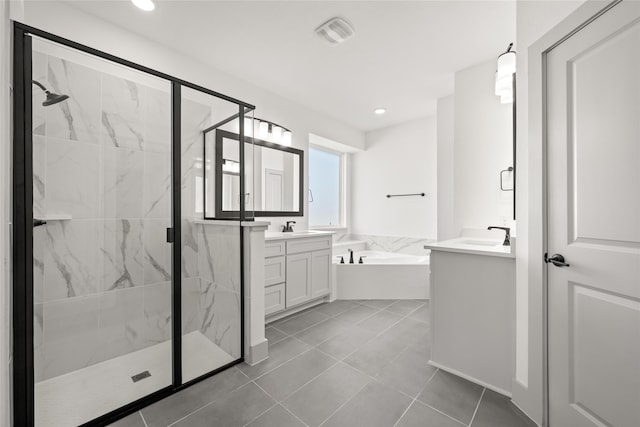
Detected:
left=131, top=371, right=151, bottom=383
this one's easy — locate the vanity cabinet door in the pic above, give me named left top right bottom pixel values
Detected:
left=265, top=283, right=286, bottom=316
left=311, top=249, right=331, bottom=299
left=286, top=252, right=312, bottom=308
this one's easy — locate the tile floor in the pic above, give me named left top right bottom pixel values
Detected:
left=109, top=300, right=536, bottom=427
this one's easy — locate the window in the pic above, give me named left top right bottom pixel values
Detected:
left=309, top=147, right=343, bottom=227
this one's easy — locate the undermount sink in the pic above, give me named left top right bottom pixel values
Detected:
left=458, top=240, right=502, bottom=247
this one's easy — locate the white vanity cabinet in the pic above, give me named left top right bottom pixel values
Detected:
left=264, top=233, right=332, bottom=319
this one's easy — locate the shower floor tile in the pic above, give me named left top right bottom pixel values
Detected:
left=35, top=331, right=233, bottom=427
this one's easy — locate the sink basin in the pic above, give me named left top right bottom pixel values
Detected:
left=459, top=240, right=502, bottom=247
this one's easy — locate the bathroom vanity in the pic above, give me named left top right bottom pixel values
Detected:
left=424, top=237, right=515, bottom=395
left=264, top=231, right=333, bottom=321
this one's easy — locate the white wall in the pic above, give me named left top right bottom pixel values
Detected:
left=512, top=0, right=586, bottom=424
left=351, top=116, right=437, bottom=239
left=1, top=1, right=12, bottom=424
left=436, top=95, right=455, bottom=241
left=453, top=59, right=514, bottom=233
left=13, top=0, right=366, bottom=234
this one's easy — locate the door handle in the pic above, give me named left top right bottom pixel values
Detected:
left=544, top=253, right=570, bottom=267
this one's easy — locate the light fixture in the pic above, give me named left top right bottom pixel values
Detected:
left=249, top=117, right=292, bottom=145
left=495, top=43, right=516, bottom=104
left=131, top=0, right=155, bottom=11
left=374, top=107, right=386, bottom=115
left=315, top=17, right=355, bottom=45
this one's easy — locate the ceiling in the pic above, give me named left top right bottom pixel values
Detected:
left=66, top=0, right=515, bottom=132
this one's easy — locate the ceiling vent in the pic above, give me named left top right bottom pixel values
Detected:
left=315, top=17, right=355, bottom=45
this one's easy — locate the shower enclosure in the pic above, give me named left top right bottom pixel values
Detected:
left=13, top=23, right=255, bottom=427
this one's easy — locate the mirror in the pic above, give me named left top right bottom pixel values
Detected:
left=206, top=130, right=303, bottom=218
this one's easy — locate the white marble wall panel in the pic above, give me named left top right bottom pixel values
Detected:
left=182, top=277, right=201, bottom=334
left=181, top=220, right=198, bottom=280
left=103, top=219, right=144, bottom=290
left=42, top=295, right=101, bottom=380
left=103, top=147, right=144, bottom=219
left=44, top=220, right=103, bottom=301
left=197, top=225, right=241, bottom=293
left=97, top=286, right=145, bottom=362
left=33, top=136, right=46, bottom=219
left=143, top=281, right=171, bottom=346
left=101, top=74, right=144, bottom=151
left=46, top=57, right=100, bottom=143
left=34, top=304, right=44, bottom=382
left=200, top=280, right=241, bottom=359
left=33, top=225, right=45, bottom=305
left=143, top=86, right=171, bottom=153
left=143, top=219, right=171, bottom=285
left=349, top=234, right=435, bottom=256
left=143, top=151, right=171, bottom=219
left=46, top=138, right=101, bottom=219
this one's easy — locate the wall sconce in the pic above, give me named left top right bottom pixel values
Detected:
left=249, top=117, right=292, bottom=146
left=495, top=43, right=516, bottom=104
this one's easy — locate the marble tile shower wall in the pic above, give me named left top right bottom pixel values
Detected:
left=32, top=52, right=242, bottom=382
left=347, top=234, right=435, bottom=256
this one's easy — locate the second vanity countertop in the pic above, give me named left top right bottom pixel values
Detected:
left=424, top=237, right=515, bottom=258
left=265, top=230, right=335, bottom=241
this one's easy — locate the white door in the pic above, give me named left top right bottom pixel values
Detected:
left=547, top=1, right=640, bottom=426
left=265, top=168, right=283, bottom=211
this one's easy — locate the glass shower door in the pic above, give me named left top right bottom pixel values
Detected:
left=31, top=36, right=173, bottom=426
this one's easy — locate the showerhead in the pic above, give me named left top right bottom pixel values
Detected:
left=32, top=80, right=69, bottom=107
left=43, top=92, right=70, bottom=107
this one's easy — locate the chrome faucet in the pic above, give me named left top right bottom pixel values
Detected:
left=348, top=249, right=355, bottom=264
left=282, top=221, right=296, bottom=232
left=488, top=226, right=511, bottom=246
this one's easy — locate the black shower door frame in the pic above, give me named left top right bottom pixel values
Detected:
left=12, top=22, right=255, bottom=427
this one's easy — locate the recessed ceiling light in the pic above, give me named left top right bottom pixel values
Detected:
left=132, top=0, right=155, bottom=12
left=374, top=108, right=386, bottom=115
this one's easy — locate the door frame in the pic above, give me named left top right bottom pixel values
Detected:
left=528, top=1, right=622, bottom=425
left=12, top=22, right=255, bottom=427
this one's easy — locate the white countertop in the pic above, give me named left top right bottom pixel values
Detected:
left=192, top=219, right=271, bottom=228
left=265, top=230, right=335, bottom=241
left=424, top=237, right=515, bottom=258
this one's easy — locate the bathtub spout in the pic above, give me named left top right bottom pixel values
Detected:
left=348, top=249, right=354, bottom=264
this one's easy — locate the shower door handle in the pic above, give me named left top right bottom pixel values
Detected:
left=33, top=219, right=47, bottom=228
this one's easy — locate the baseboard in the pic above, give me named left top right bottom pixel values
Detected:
left=265, top=296, right=328, bottom=324
left=428, top=360, right=512, bottom=398
left=245, top=339, right=268, bottom=366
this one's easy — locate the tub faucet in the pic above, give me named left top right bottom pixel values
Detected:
left=488, top=226, right=511, bottom=246
left=282, top=221, right=296, bottom=232
left=348, top=249, right=354, bottom=264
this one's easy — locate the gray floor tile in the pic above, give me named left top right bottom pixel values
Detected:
left=375, top=346, right=438, bottom=398
left=282, top=362, right=370, bottom=426
left=321, top=381, right=412, bottom=427
left=108, top=412, right=146, bottom=427
left=407, top=304, right=430, bottom=324
left=334, top=304, right=379, bottom=323
left=344, top=334, right=408, bottom=377
left=273, top=310, right=330, bottom=335
left=313, top=300, right=360, bottom=317
left=385, top=300, right=425, bottom=316
left=294, top=317, right=350, bottom=346
left=384, top=317, right=430, bottom=348
left=396, top=401, right=465, bottom=427
left=245, top=404, right=305, bottom=427
left=356, top=299, right=396, bottom=309
left=141, top=367, right=250, bottom=427
left=471, top=389, right=537, bottom=427
left=255, top=349, right=336, bottom=401
left=265, top=326, right=288, bottom=344
left=173, top=382, right=275, bottom=427
left=356, top=309, right=403, bottom=333
left=239, top=337, right=311, bottom=379
left=417, top=370, right=484, bottom=425
left=315, top=324, right=377, bottom=360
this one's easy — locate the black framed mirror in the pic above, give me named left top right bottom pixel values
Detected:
left=206, top=129, right=303, bottom=218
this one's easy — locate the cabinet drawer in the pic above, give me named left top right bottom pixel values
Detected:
left=265, top=256, right=286, bottom=286
left=265, top=283, right=285, bottom=316
left=286, top=237, right=331, bottom=255
left=265, top=241, right=286, bottom=258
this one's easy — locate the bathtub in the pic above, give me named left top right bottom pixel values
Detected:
left=333, top=250, right=430, bottom=300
